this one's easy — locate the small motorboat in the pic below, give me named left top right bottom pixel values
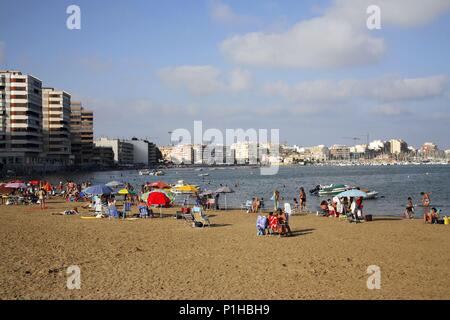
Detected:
left=317, top=184, right=352, bottom=197
left=198, top=173, right=209, bottom=177
left=139, top=169, right=151, bottom=176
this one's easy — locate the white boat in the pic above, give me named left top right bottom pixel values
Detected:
left=139, top=169, right=151, bottom=176
left=198, top=173, right=209, bottom=177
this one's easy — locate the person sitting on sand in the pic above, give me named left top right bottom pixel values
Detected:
left=267, top=211, right=278, bottom=235
left=277, top=208, right=292, bottom=237
left=320, top=200, right=329, bottom=216
left=405, top=197, right=415, bottom=219
left=256, top=214, right=268, bottom=236
left=52, top=207, right=79, bottom=215
left=424, top=207, right=439, bottom=224
left=327, top=199, right=337, bottom=217
left=293, top=198, right=299, bottom=210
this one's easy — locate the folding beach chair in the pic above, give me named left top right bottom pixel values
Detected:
left=241, top=200, right=252, bottom=212
left=122, top=202, right=132, bottom=219
left=107, top=205, right=119, bottom=219
left=182, top=213, right=195, bottom=226
left=192, top=206, right=211, bottom=228
left=138, top=205, right=149, bottom=218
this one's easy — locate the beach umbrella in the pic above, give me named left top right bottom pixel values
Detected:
left=5, top=182, right=27, bottom=189
left=118, top=188, right=130, bottom=195
left=82, top=184, right=113, bottom=196
left=147, top=191, right=172, bottom=218
left=336, top=189, right=368, bottom=199
left=105, top=181, right=125, bottom=188
left=0, top=186, right=14, bottom=195
left=171, top=184, right=199, bottom=194
left=147, top=181, right=170, bottom=189
left=29, top=180, right=40, bottom=186
left=214, top=186, right=235, bottom=210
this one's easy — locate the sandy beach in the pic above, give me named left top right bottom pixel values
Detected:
left=0, top=198, right=449, bottom=300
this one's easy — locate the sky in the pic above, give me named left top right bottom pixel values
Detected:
left=1, top=0, right=450, bottom=148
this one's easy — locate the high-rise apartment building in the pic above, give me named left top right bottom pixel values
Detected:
left=42, top=87, right=71, bottom=165
left=70, top=101, right=94, bottom=166
left=0, top=70, right=43, bottom=166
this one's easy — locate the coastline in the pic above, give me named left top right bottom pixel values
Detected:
left=1, top=198, right=449, bottom=300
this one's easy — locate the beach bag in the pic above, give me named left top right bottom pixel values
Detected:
left=365, top=214, right=373, bottom=222
left=194, top=221, right=203, bottom=228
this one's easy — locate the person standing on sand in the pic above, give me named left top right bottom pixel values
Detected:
left=405, top=197, right=415, bottom=219
left=299, top=187, right=307, bottom=212
left=38, top=188, right=46, bottom=210
left=273, top=190, right=280, bottom=210
left=421, top=192, right=431, bottom=217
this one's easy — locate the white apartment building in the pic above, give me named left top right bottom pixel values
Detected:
left=308, top=145, right=329, bottom=161
left=170, top=144, right=193, bottom=164
left=390, top=139, right=408, bottom=154
left=94, top=137, right=134, bottom=165
left=42, top=87, right=72, bottom=165
left=231, top=141, right=258, bottom=164
left=0, top=70, right=43, bottom=166
left=127, top=138, right=158, bottom=166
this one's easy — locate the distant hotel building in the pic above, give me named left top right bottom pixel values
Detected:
left=42, top=87, right=72, bottom=166
left=0, top=70, right=43, bottom=166
left=70, top=102, right=94, bottom=166
left=389, top=139, right=408, bottom=154
left=94, top=137, right=134, bottom=165
left=127, top=138, right=159, bottom=167
left=329, top=145, right=350, bottom=160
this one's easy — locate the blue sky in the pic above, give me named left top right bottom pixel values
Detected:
left=1, top=0, right=450, bottom=148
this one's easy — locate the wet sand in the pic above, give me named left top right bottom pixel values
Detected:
left=1, top=198, right=449, bottom=299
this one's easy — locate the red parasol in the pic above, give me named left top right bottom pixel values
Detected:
left=147, top=181, right=170, bottom=189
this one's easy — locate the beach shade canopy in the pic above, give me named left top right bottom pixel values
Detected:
left=5, top=182, right=27, bottom=189
left=336, top=189, right=368, bottom=199
left=147, top=181, right=170, bottom=189
left=214, top=186, right=234, bottom=210
left=214, top=186, right=234, bottom=194
left=29, top=180, right=40, bottom=186
left=82, top=184, right=113, bottom=195
left=105, top=181, right=125, bottom=188
left=0, top=186, right=14, bottom=194
left=147, top=191, right=171, bottom=207
left=171, top=184, right=199, bottom=194
left=118, top=188, right=136, bottom=195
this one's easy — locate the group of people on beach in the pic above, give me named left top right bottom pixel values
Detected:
left=256, top=208, right=292, bottom=237
left=404, top=192, right=444, bottom=224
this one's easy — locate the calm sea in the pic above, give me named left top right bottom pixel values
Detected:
left=42, top=164, right=450, bottom=216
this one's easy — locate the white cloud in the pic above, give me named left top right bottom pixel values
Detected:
left=264, top=75, right=449, bottom=103
left=219, top=0, right=450, bottom=69
left=228, top=68, right=252, bottom=92
left=159, top=65, right=223, bottom=95
left=210, top=0, right=259, bottom=25
left=158, top=65, right=252, bottom=95
left=371, top=105, right=412, bottom=116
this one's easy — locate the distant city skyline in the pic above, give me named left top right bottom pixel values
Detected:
left=1, top=0, right=450, bottom=148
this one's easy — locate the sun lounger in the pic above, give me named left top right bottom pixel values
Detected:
left=241, top=200, right=252, bottom=211
left=193, top=211, right=211, bottom=227
left=182, top=213, right=195, bottom=226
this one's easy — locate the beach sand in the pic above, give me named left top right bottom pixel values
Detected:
left=0, top=199, right=449, bottom=300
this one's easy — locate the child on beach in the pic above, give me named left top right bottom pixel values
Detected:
left=405, top=197, right=415, bottom=219
left=256, top=214, right=268, bottom=236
